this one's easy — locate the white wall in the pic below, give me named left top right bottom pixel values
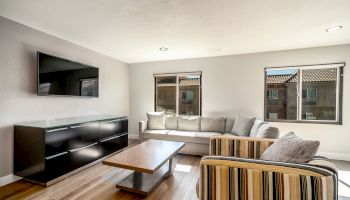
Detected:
left=130, top=44, right=350, bottom=160
left=0, top=17, right=129, bottom=178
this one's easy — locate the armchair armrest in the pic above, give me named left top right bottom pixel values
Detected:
left=138, top=120, right=148, bottom=142
left=198, top=156, right=338, bottom=200
left=210, top=135, right=276, bottom=159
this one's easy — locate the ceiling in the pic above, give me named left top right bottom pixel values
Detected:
left=0, top=0, right=350, bottom=63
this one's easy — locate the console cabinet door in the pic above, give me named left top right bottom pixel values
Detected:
left=68, top=123, right=99, bottom=150
left=99, top=133, right=128, bottom=157
left=45, top=127, right=68, bottom=157
left=40, top=152, right=69, bottom=182
left=68, top=142, right=100, bottom=171
left=99, top=119, right=125, bottom=140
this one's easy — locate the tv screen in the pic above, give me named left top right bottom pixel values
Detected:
left=37, top=52, right=99, bottom=97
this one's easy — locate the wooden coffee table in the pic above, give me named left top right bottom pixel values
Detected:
left=102, top=139, right=185, bottom=195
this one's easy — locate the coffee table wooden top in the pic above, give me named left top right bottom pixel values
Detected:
left=102, top=139, right=185, bottom=174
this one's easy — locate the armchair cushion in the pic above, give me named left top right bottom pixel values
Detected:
left=260, top=132, right=320, bottom=163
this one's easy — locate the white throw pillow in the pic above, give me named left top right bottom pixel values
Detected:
left=249, top=119, right=266, bottom=137
left=147, top=112, right=166, bottom=130
left=255, top=124, right=279, bottom=139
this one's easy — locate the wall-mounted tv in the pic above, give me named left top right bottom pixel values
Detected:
left=37, top=52, right=99, bottom=97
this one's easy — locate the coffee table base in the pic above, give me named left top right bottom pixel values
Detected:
left=116, top=159, right=174, bottom=196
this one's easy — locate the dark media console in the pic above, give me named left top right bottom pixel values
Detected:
left=14, top=115, right=128, bottom=186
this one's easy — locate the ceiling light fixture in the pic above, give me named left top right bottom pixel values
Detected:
left=326, top=26, right=343, bottom=32
left=159, top=47, right=168, bottom=51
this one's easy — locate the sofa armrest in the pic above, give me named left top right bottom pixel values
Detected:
left=210, top=135, right=276, bottom=158
left=138, top=120, right=148, bottom=142
left=198, top=156, right=338, bottom=200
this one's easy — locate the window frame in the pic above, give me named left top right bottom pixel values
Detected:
left=264, top=63, right=344, bottom=125
left=154, top=71, right=202, bottom=116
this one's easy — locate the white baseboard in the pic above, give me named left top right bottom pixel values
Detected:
left=318, top=152, right=350, bottom=161
left=0, top=174, right=22, bottom=187
left=128, top=134, right=139, bottom=140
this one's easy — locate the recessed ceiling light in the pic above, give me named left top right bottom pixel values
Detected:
left=159, top=47, right=168, bottom=51
left=326, top=26, right=343, bottom=32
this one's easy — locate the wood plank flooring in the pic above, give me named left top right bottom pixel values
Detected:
left=1, top=140, right=350, bottom=200
left=0, top=140, right=201, bottom=200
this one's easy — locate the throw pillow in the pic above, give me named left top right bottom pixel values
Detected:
left=255, top=124, right=279, bottom=139
left=146, top=112, right=166, bottom=130
left=178, top=116, right=200, bottom=131
left=231, top=116, right=255, bottom=136
left=260, top=132, right=320, bottom=163
left=249, top=119, right=266, bottom=137
left=225, top=117, right=235, bottom=133
left=165, top=115, right=178, bottom=130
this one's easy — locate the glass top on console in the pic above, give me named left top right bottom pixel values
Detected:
left=15, top=115, right=127, bottom=128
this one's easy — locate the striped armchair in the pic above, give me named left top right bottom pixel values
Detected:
left=198, top=135, right=338, bottom=200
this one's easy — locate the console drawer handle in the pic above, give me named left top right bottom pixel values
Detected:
left=46, top=127, right=68, bottom=133
left=45, top=152, right=68, bottom=160
left=100, top=133, right=127, bottom=143
left=68, top=143, right=98, bottom=153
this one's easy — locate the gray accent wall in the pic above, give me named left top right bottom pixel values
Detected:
left=0, top=17, right=129, bottom=178
left=129, top=44, right=350, bottom=160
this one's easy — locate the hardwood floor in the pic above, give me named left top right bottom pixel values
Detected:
left=1, top=140, right=350, bottom=200
left=0, top=147, right=201, bottom=200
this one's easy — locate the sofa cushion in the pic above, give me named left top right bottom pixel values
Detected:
left=231, top=116, right=255, bottom=137
left=143, top=129, right=169, bottom=140
left=260, top=132, right=320, bottom=164
left=255, top=124, right=279, bottom=139
left=249, top=119, right=266, bottom=137
left=146, top=112, right=166, bottom=130
left=201, top=117, right=225, bottom=133
left=225, top=117, right=235, bottom=133
left=144, top=129, right=169, bottom=135
left=165, top=115, right=178, bottom=130
left=178, top=116, right=200, bottom=131
left=167, top=130, right=221, bottom=144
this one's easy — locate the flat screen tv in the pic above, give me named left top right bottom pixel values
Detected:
left=37, top=52, right=99, bottom=97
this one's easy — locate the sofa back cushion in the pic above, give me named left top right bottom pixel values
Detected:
left=249, top=119, right=266, bottom=137
left=165, top=115, right=178, bottom=130
left=225, top=117, right=235, bottom=133
left=178, top=116, right=200, bottom=131
left=201, top=117, right=225, bottom=133
left=256, top=124, right=279, bottom=139
left=231, top=116, right=255, bottom=137
left=147, top=112, right=166, bottom=130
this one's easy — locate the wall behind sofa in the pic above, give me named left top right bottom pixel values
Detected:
left=0, top=17, right=129, bottom=178
left=129, top=44, right=350, bottom=160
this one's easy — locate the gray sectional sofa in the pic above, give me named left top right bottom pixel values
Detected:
left=139, top=114, right=279, bottom=155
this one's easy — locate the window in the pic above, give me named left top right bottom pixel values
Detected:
left=268, top=113, right=278, bottom=120
left=267, top=89, right=278, bottom=99
left=302, top=88, right=317, bottom=100
left=155, top=72, right=202, bottom=116
left=264, top=63, right=344, bottom=124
